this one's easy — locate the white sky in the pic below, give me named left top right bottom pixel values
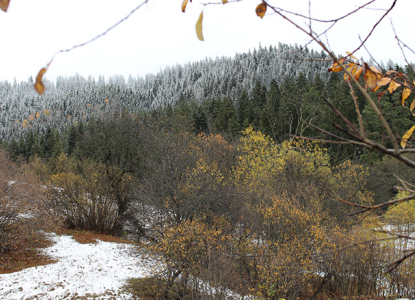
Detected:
left=0, top=0, right=413, bottom=83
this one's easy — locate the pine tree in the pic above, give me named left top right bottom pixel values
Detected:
left=192, top=106, right=208, bottom=135
left=67, top=124, right=78, bottom=156
left=264, top=79, right=281, bottom=139
left=237, top=90, right=253, bottom=130
left=215, top=97, right=239, bottom=135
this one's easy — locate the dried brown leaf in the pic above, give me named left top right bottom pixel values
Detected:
left=34, top=68, right=47, bottom=95
left=256, top=3, right=267, bottom=19
left=0, top=0, right=10, bottom=12
left=182, top=0, right=189, bottom=12
left=377, top=90, right=388, bottom=102
left=363, top=63, right=378, bottom=90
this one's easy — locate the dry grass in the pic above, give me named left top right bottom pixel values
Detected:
left=56, top=228, right=136, bottom=245
left=0, top=227, right=136, bottom=275
left=0, top=235, right=56, bottom=274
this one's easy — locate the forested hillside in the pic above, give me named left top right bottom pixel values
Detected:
left=1, top=44, right=332, bottom=141
left=3, top=42, right=415, bottom=299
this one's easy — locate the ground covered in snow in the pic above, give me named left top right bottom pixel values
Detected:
left=0, top=233, right=153, bottom=299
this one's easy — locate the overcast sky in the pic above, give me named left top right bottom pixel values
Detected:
left=0, top=0, right=413, bottom=83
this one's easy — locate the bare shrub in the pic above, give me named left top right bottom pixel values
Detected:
left=47, top=154, right=134, bottom=234
left=0, top=148, right=57, bottom=267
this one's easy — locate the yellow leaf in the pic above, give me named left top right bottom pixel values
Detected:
left=255, top=2, right=267, bottom=19
left=401, top=125, right=415, bottom=149
left=371, top=86, right=380, bottom=92
left=377, top=77, right=391, bottom=86
left=363, top=63, right=377, bottom=90
left=105, top=98, right=109, bottom=103
left=196, top=11, right=204, bottom=41
left=370, top=65, right=381, bottom=74
left=330, top=66, right=343, bottom=73
left=222, top=0, right=228, bottom=3
left=410, top=99, right=415, bottom=112
left=388, top=80, right=401, bottom=94
left=344, top=63, right=356, bottom=81
left=402, top=87, right=411, bottom=105
left=43, top=109, right=50, bottom=116
left=328, top=59, right=347, bottom=73
left=181, top=0, right=188, bottom=12
left=35, top=112, right=40, bottom=118
left=0, top=0, right=10, bottom=12
left=346, top=51, right=357, bottom=60
left=353, top=67, right=364, bottom=81
left=343, top=72, right=349, bottom=82
left=28, top=114, right=36, bottom=121
left=34, top=68, right=47, bottom=95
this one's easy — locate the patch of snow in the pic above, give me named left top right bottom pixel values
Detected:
left=0, top=233, right=153, bottom=299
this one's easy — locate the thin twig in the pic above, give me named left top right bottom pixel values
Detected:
left=391, top=20, right=411, bottom=67
left=42, top=1, right=149, bottom=69
left=350, top=0, right=397, bottom=56
left=271, top=0, right=377, bottom=24
left=346, top=80, right=365, bottom=135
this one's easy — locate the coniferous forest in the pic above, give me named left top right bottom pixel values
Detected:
left=2, top=44, right=415, bottom=299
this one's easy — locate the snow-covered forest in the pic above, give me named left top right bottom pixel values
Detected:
left=0, top=44, right=332, bottom=141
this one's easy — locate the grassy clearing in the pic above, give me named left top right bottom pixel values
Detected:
left=0, top=235, right=56, bottom=274
left=0, top=228, right=136, bottom=275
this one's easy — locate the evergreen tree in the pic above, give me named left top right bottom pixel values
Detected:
left=215, top=97, right=239, bottom=135
left=264, top=79, right=281, bottom=139
left=192, top=106, right=208, bottom=135
left=67, top=124, right=78, bottom=156
left=237, top=90, right=253, bottom=130
left=42, top=127, right=56, bottom=159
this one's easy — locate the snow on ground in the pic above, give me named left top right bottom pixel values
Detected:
left=0, top=233, right=153, bottom=299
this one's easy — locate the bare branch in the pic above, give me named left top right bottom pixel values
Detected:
left=329, top=192, right=415, bottom=217
left=270, top=0, right=377, bottom=24
left=346, top=80, right=365, bottom=135
left=391, top=20, right=412, bottom=67
left=388, top=250, right=415, bottom=272
left=41, top=1, right=149, bottom=70
left=350, top=0, right=397, bottom=56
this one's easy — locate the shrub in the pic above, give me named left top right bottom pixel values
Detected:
left=0, top=148, right=56, bottom=266
left=47, top=154, right=134, bottom=234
